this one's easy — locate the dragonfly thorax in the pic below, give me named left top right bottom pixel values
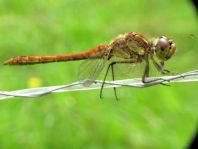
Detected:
left=153, top=36, right=176, bottom=61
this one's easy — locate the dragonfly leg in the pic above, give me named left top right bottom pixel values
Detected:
left=142, top=60, right=170, bottom=86
left=111, top=64, right=119, bottom=100
left=151, top=57, right=177, bottom=75
left=100, top=60, right=138, bottom=99
left=142, top=60, right=150, bottom=83
left=100, top=61, right=117, bottom=99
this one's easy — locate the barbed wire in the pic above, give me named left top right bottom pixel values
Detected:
left=0, top=70, right=198, bottom=100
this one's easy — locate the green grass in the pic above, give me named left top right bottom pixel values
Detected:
left=0, top=0, right=198, bottom=148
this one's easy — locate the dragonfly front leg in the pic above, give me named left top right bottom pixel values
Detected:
left=151, top=57, right=175, bottom=75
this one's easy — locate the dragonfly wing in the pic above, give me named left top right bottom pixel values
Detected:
left=78, top=59, right=106, bottom=86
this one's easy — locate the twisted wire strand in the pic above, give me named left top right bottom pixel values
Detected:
left=0, top=70, right=198, bottom=100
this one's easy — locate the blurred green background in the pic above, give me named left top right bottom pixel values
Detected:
left=0, top=0, right=198, bottom=148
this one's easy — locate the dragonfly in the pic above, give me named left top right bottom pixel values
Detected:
left=3, top=32, right=176, bottom=99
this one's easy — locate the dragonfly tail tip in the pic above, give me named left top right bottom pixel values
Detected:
left=3, top=59, right=12, bottom=65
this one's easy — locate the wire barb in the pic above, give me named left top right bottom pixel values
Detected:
left=0, top=70, right=198, bottom=100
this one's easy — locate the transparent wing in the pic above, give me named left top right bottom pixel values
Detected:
left=109, top=57, right=169, bottom=81
left=165, top=33, right=196, bottom=53
left=78, top=58, right=106, bottom=86
left=107, top=58, right=139, bottom=79
left=153, top=33, right=196, bottom=53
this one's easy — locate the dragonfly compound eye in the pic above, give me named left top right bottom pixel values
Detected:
left=155, top=36, right=176, bottom=61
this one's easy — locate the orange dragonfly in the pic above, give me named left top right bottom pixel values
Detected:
left=3, top=32, right=176, bottom=99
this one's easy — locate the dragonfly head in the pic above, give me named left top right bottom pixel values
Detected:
left=154, top=36, right=176, bottom=61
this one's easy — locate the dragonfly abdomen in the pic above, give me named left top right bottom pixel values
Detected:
left=3, top=54, right=92, bottom=65
left=3, top=45, right=107, bottom=65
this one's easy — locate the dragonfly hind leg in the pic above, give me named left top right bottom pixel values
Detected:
left=100, top=60, right=139, bottom=100
left=111, top=63, right=119, bottom=100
